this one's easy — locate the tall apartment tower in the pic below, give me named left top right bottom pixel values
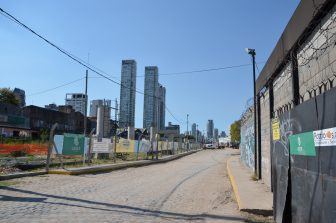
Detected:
left=143, top=66, right=159, bottom=129
left=65, top=93, right=87, bottom=115
left=191, top=123, right=197, bottom=138
left=158, top=84, right=166, bottom=130
left=119, top=60, right=137, bottom=128
left=206, top=119, right=214, bottom=140
left=214, top=128, right=219, bottom=141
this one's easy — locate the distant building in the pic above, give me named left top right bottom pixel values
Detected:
left=220, top=131, right=227, bottom=137
left=119, top=60, right=137, bottom=128
left=89, top=99, right=111, bottom=137
left=90, top=100, right=111, bottom=117
left=13, top=88, right=26, bottom=107
left=143, top=66, right=159, bottom=129
left=65, top=93, right=87, bottom=115
left=58, top=105, right=75, bottom=114
left=161, top=122, right=180, bottom=139
left=196, top=130, right=202, bottom=142
left=214, top=128, right=219, bottom=141
left=0, top=102, right=30, bottom=137
left=158, top=84, right=166, bottom=130
left=191, top=123, right=197, bottom=138
left=45, top=103, right=58, bottom=111
left=90, top=100, right=102, bottom=117
left=22, top=105, right=91, bottom=137
left=207, top=120, right=214, bottom=139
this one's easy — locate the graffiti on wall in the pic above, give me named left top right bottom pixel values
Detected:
left=273, top=112, right=302, bottom=160
left=240, top=111, right=255, bottom=170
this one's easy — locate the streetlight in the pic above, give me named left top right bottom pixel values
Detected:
left=246, top=48, right=258, bottom=179
left=196, top=124, right=198, bottom=143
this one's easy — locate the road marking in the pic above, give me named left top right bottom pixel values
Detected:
left=226, top=157, right=242, bottom=209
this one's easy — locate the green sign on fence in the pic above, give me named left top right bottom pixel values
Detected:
left=289, top=131, right=316, bottom=156
left=62, top=133, right=85, bottom=155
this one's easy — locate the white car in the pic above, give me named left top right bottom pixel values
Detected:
left=205, top=143, right=216, bottom=149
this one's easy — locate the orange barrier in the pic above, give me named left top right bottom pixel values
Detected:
left=0, top=143, right=48, bottom=155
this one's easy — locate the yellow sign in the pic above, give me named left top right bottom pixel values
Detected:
left=116, top=139, right=135, bottom=153
left=272, top=118, right=280, bottom=141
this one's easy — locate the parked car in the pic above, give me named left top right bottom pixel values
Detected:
left=229, top=142, right=239, bottom=149
left=204, top=143, right=216, bottom=149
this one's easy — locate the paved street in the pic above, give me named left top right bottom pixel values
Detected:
left=0, top=150, right=248, bottom=223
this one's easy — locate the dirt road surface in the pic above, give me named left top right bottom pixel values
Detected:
left=0, top=149, right=265, bottom=223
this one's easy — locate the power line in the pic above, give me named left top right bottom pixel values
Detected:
left=136, top=62, right=266, bottom=78
left=28, top=77, right=85, bottom=96
left=255, top=63, right=261, bottom=74
left=28, top=76, right=106, bottom=97
left=0, top=7, right=183, bottom=124
left=1, top=7, right=265, bottom=125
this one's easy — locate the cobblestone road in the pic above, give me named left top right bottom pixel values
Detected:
left=0, top=149, right=248, bottom=223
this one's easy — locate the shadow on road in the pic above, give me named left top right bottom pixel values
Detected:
left=0, top=186, right=246, bottom=222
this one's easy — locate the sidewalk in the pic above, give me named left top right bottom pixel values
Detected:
left=48, top=150, right=200, bottom=175
left=227, top=155, right=273, bottom=216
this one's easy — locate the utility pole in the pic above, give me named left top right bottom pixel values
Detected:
left=186, top=114, right=189, bottom=135
left=114, top=98, right=118, bottom=163
left=246, top=48, right=258, bottom=179
left=83, top=70, right=88, bottom=136
left=196, top=124, right=198, bottom=143
left=83, top=70, right=88, bottom=165
left=186, top=114, right=189, bottom=151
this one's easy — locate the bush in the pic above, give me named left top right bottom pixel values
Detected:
left=10, top=150, right=27, bottom=157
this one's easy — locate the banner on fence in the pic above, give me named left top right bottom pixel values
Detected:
left=53, top=134, right=89, bottom=155
left=313, top=127, right=336, bottom=147
left=92, top=138, right=112, bottom=153
left=62, top=133, right=85, bottom=155
left=136, top=140, right=151, bottom=153
left=289, top=131, right=316, bottom=156
left=116, top=139, right=134, bottom=153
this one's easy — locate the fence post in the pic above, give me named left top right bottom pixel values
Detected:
left=87, top=128, right=95, bottom=164
left=156, top=134, right=159, bottom=160
left=136, top=134, right=142, bottom=161
left=46, top=123, right=58, bottom=172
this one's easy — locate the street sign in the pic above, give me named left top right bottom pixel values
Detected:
left=62, top=133, right=85, bottom=155
left=272, top=118, right=280, bottom=141
left=289, top=131, right=316, bottom=156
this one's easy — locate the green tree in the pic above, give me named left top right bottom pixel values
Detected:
left=0, top=88, right=19, bottom=105
left=230, top=119, right=241, bottom=143
left=40, top=128, right=49, bottom=142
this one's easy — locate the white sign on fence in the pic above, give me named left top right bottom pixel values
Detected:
left=313, top=127, right=336, bottom=147
left=92, top=138, right=112, bottom=153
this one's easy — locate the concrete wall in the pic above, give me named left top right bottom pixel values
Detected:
left=273, top=63, right=293, bottom=117
left=240, top=108, right=255, bottom=171
left=239, top=2, right=336, bottom=192
left=260, top=90, right=271, bottom=187
left=298, top=4, right=336, bottom=102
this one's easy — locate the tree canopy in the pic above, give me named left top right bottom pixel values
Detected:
left=230, top=119, right=241, bottom=143
left=0, top=88, right=19, bottom=106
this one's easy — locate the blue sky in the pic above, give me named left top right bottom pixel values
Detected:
left=0, top=0, right=300, bottom=134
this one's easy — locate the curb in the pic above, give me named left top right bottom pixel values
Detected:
left=227, top=156, right=242, bottom=209
left=0, top=171, right=47, bottom=181
left=227, top=156, right=273, bottom=216
left=49, top=150, right=200, bottom=175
